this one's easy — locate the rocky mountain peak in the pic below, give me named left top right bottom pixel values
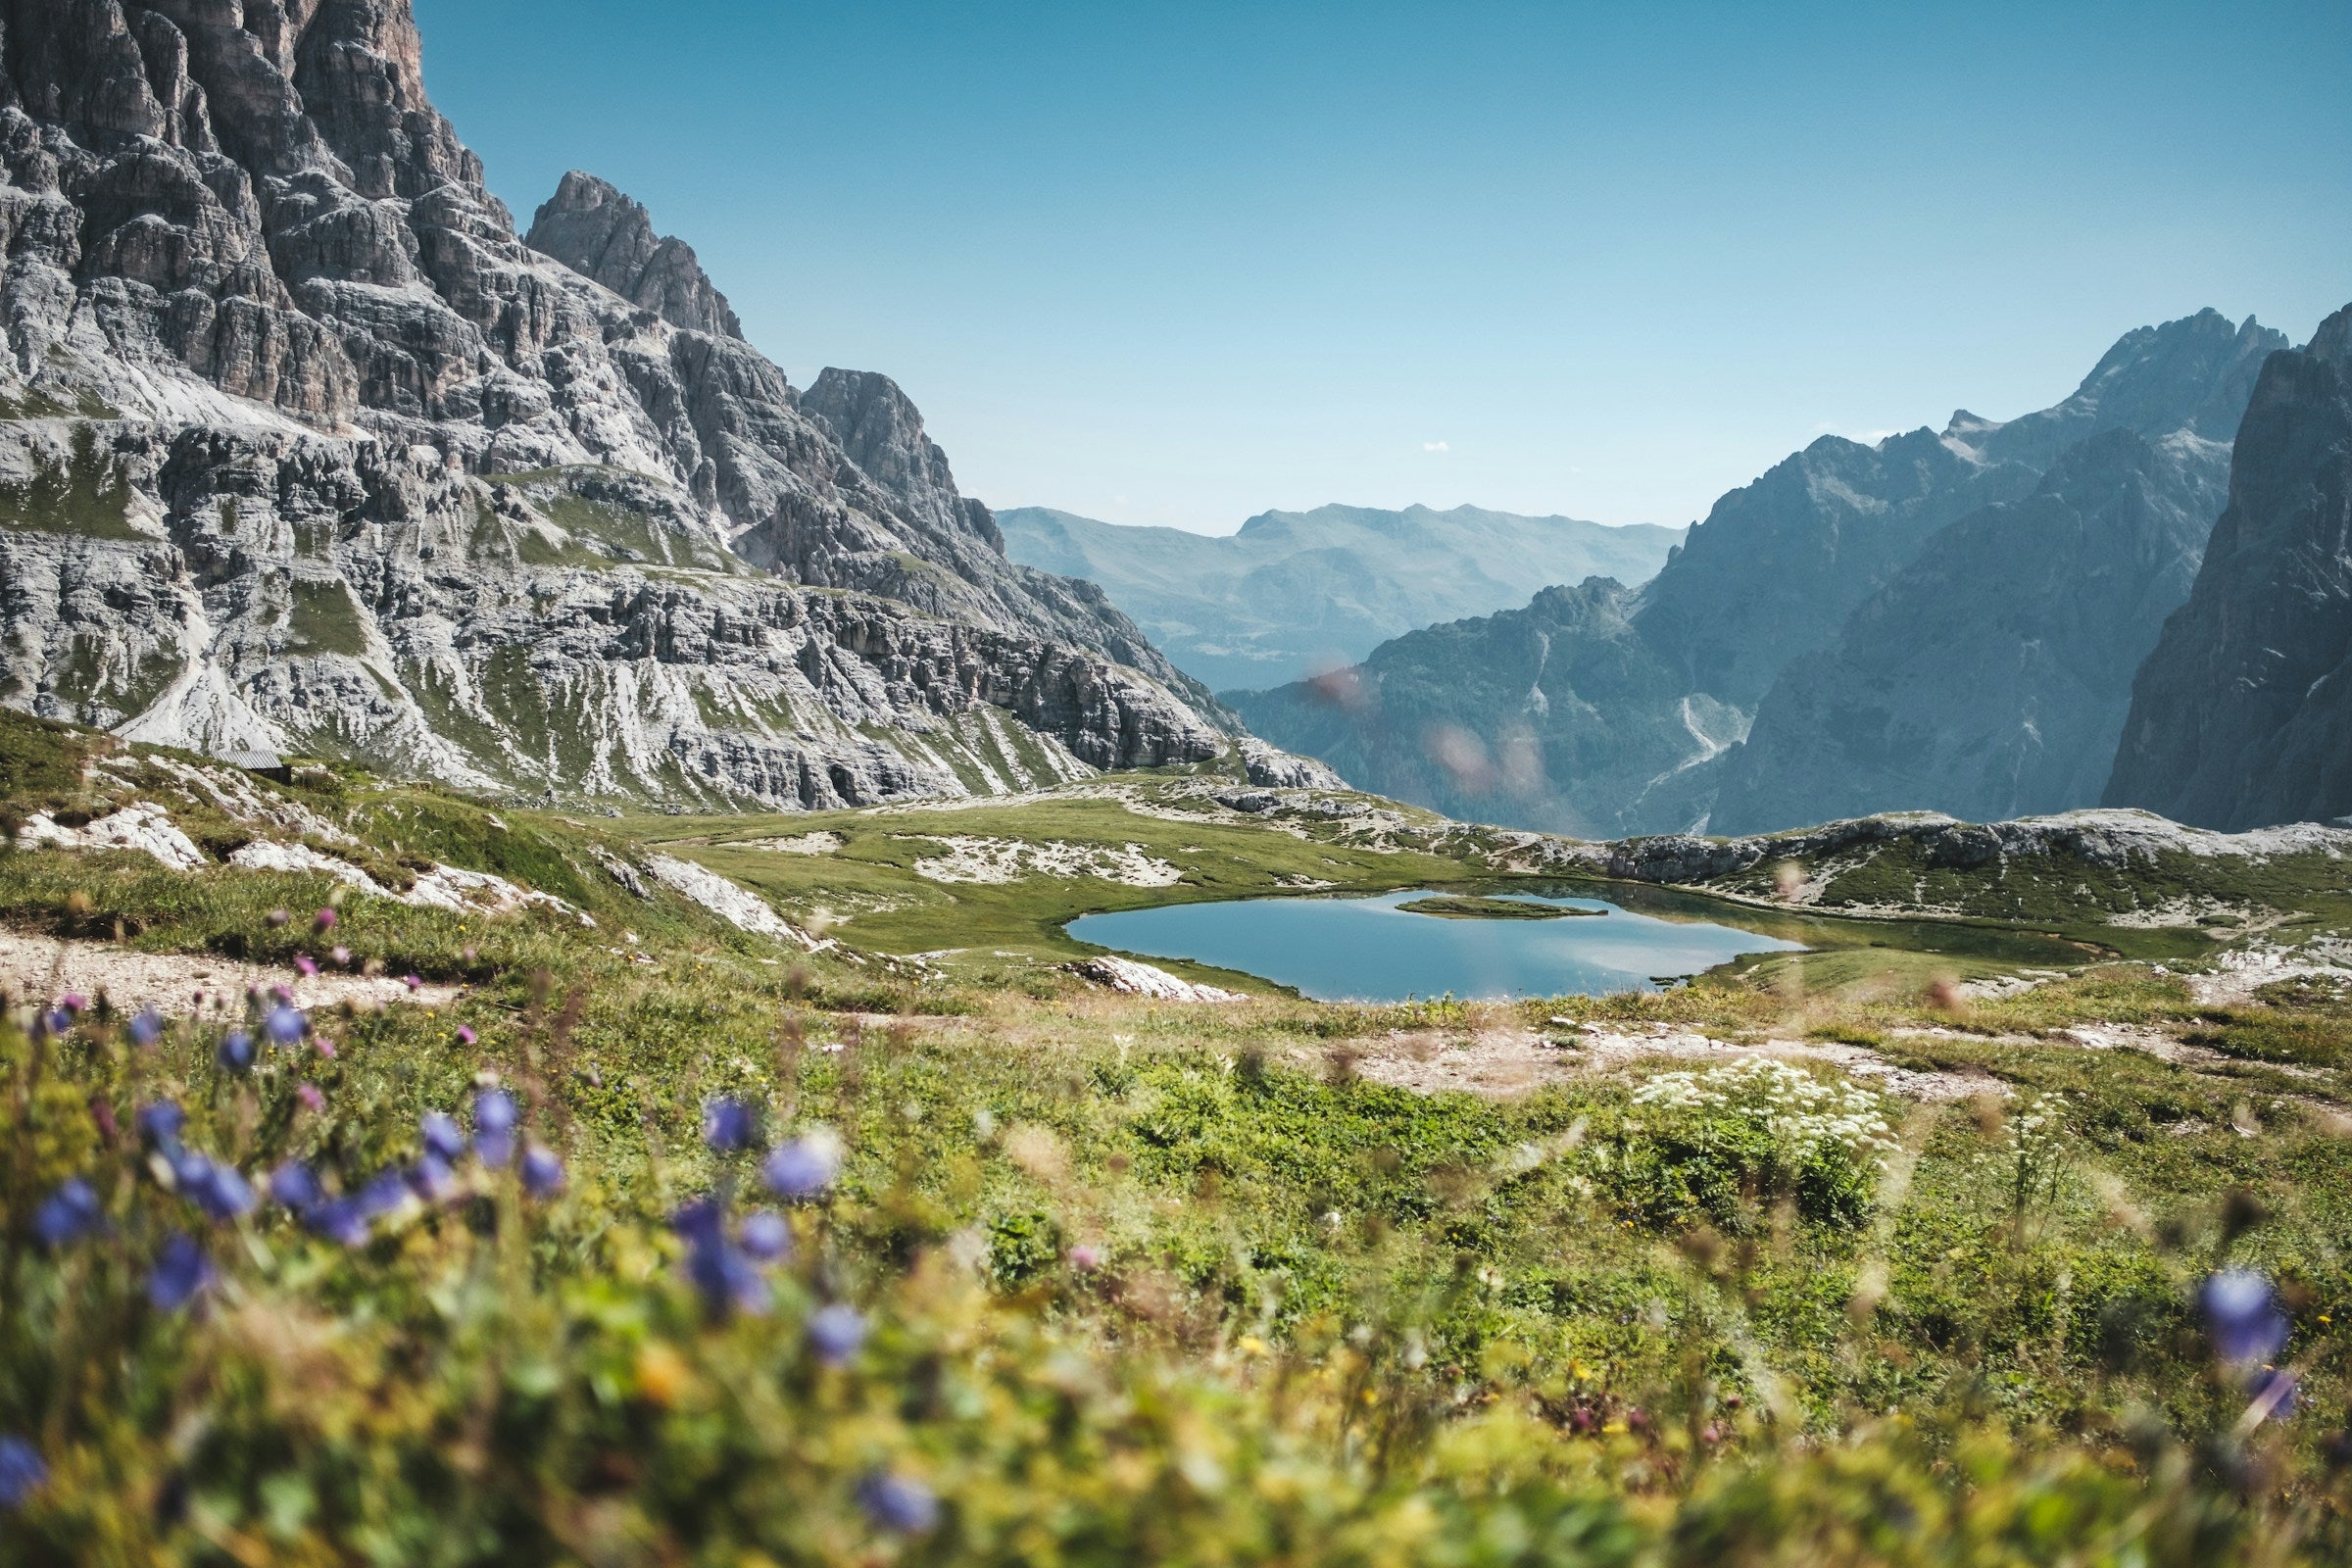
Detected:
left=801, top=368, right=1004, bottom=555
left=2310, top=302, right=2352, bottom=368
left=1977, top=309, right=2287, bottom=465
left=525, top=171, right=743, bottom=339
left=0, top=0, right=1228, bottom=808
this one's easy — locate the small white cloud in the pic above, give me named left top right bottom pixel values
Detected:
left=1422, top=441, right=1450, bottom=453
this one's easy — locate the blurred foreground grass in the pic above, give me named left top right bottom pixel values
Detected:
left=0, top=714, right=2348, bottom=1562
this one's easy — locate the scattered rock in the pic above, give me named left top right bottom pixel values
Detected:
left=741, top=833, right=847, bottom=857
left=1241, top=740, right=1347, bottom=792
left=229, top=841, right=391, bottom=895
left=0, top=933, right=459, bottom=1018
left=905, top=837, right=1184, bottom=888
left=1071, top=956, right=1248, bottom=1004
left=18, top=805, right=206, bottom=873
left=644, top=856, right=816, bottom=949
left=1214, top=791, right=1282, bottom=814
left=592, top=848, right=652, bottom=900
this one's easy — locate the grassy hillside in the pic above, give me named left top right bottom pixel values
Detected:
left=2, top=716, right=2350, bottom=1561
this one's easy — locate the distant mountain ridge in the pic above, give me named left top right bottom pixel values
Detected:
left=1000, top=503, right=1684, bottom=695
left=1235, top=310, right=2285, bottom=837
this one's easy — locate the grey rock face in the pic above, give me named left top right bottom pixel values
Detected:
left=1242, top=312, right=2281, bottom=837
left=1000, top=503, right=1685, bottom=696
left=1238, top=738, right=1346, bottom=791
left=526, top=171, right=744, bottom=339
left=1710, top=425, right=2233, bottom=833
left=2106, top=304, right=2352, bottom=829
left=0, top=0, right=1226, bottom=806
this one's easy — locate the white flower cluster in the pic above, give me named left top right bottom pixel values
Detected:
left=1980, top=1092, right=2073, bottom=1174
left=1632, top=1057, right=1898, bottom=1166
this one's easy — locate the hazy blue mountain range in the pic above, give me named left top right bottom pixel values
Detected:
left=999, top=504, right=1684, bottom=694
left=1235, top=311, right=2286, bottom=837
left=2106, top=303, right=2352, bottom=830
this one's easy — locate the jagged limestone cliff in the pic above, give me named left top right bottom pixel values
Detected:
left=2106, top=304, right=2352, bottom=830
left=1237, top=311, right=2283, bottom=837
left=0, top=0, right=1226, bottom=808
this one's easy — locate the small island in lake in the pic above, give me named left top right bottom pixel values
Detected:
left=1396, top=895, right=1605, bottom=921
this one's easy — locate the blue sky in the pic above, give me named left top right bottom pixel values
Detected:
left=413, top=0, right=2350, bottom=534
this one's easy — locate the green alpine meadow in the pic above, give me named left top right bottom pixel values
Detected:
left=1, top=2, right=2346, bottom=1563
left=3, top=708, right=2350, bottom=1563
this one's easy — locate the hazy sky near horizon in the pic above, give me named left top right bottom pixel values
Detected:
left=413, top=0, right=2349, bottom=535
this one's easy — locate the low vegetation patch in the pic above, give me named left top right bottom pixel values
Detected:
left=1, top=732, right=2349, bottom=1559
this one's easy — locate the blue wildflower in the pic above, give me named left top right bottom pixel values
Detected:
left=2204, top=1270, right=2290, bottom=1365
left=137, top=1102, right=186, bottom=1149
left=0, top=1435, right=45, bottom=1512
left=182, top=1158, right=257, bottom=1223
left=686, top=1238, right=771, bottom=1320
left=520, top=1146, right=565, bottom=1200
left=420, top=1110, right=466, bottom=1162
left=473, top=1089, right=517, bottom=1168
left=217, top=1029, right=256, bottom=1072
left=808, top=1303, right=867, bottom=1367
left=670, top=1197, right=726, bottom=1247
left=148, top=1233, right=215, bottom=1311
left=270, top=1160, right=324, bottom=1213
left=353, top=1168, right=412, bottom=1221
left=760, top=1130, right=844, bottom=1201
left=306, top=1199, right=370, bottom=1249
left=857, top=1472, right=940, bottom=1536
left=406, top=1152, right=462, bottom=1205
left=126, top=1007, right=166, bottom=1049
left=32, top=1178, right=103, bottom=1250
left=264, top=1004, right=309, bottom=1048
left=739, top=1210, right=793, bottom=1263
left=702, top=1097, right=758, bottom=1152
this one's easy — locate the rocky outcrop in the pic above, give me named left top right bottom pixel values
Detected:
left=2106, top=304, right=2352, bottom=829
left=1241, top=312, right=2283, bottom=837
left=0, top=1, right=1227, bottom=806
left=525, top=171, right=743, bottom=339
left=1711, top=425, right=2232, bottom=833
left=1239, top=738, right=1346, bottom=791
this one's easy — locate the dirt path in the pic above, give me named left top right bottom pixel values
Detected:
left=0, top=930, right=464, bottom=1017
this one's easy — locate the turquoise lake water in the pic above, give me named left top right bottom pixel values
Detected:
left=1067, top=889, right=1806, bottom=1003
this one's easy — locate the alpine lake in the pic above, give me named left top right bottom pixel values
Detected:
left=1067, top=883, right=2086, bottom=1004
